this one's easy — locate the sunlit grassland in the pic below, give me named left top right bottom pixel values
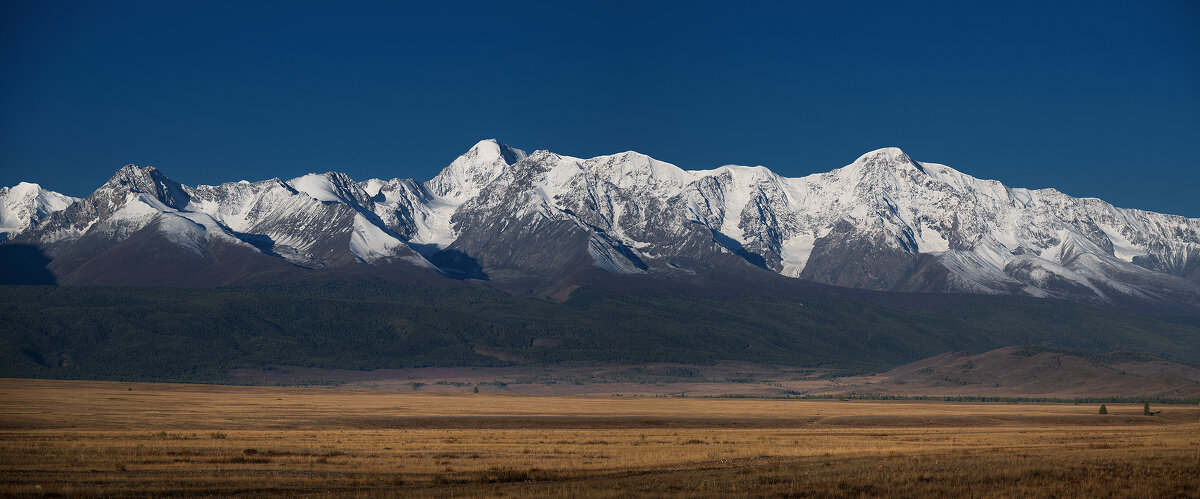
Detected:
left=1, top=379, right=1196, bottom=497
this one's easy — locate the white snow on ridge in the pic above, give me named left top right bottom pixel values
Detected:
left=154, top=214, right=210, bottom=255
left=1099, top=224, right=1145, bottom=263
left=587, top=233, right=645, bottom=274
left=779, top=233, right=816, bottom=276
left=99, top=193, right=259, bottom=255
left=403, top=198, right=458, bottom=249
left=289, top=174, right=344, bottom=203
left=362, top=178, right=386, bottom=197
left=349, top=213, right=431, bottom=266
left=425, top=139, right=528, bottom=205
left=349, top=213, right=400, bottom=262
left=0, top=182, right=79, bottom=237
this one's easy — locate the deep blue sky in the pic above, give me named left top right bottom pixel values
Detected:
left=2, top=1, right=1197, bottom=216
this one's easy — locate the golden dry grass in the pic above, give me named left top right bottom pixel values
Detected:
left=1, top=378, right=1197, bottom=497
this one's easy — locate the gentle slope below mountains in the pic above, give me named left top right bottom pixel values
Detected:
left=3, top=283, right=1198, bottom=385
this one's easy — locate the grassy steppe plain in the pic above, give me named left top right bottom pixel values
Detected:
left=1, top=379, right=1197, bottom=497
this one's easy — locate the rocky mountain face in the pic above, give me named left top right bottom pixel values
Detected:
left=5, top=140, right=1199, bottom=310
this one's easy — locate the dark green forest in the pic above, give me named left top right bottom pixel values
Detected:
left=1, top=282, right=1197, bottom=382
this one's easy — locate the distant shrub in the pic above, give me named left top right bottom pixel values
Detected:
left=209, top=432, right=227, bottom=439
left=1143, top=401, right=1151, bottom=416
left=1099, top=404, right=1107, bottom=414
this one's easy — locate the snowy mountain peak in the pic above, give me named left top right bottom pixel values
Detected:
left=101, top=164, right=189, bottom=209
left=8, top=182, right=44, bottom=196
left=469, top=138, right=527, bottom=165
left=107, top=164, right=160, bottom=183
left=524, top=149, right=569, bottom=163
left=425, top=139, right=529, bottom=204
left=0, top=182, right=79, bottom=240
left=851, top=147, right=924, bottom=173
left=287, top=172, right=371, bottom=206
left=704, top=164, right=781, bottom=182
left=855, top=146, right=910, bottom=162
left=583, top=151, right=693, bottom=191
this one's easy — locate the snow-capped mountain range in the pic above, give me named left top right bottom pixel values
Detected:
left=3, top=139, right=1198, bottom=309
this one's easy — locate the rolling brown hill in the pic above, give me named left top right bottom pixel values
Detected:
left=830, top=346, right=1200, bottom=399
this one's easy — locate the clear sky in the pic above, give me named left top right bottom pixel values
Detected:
left=2, top=1, right=1197, bottom=216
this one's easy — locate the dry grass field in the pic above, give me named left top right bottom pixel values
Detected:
left=1, top=379, right=1197, bottom=497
